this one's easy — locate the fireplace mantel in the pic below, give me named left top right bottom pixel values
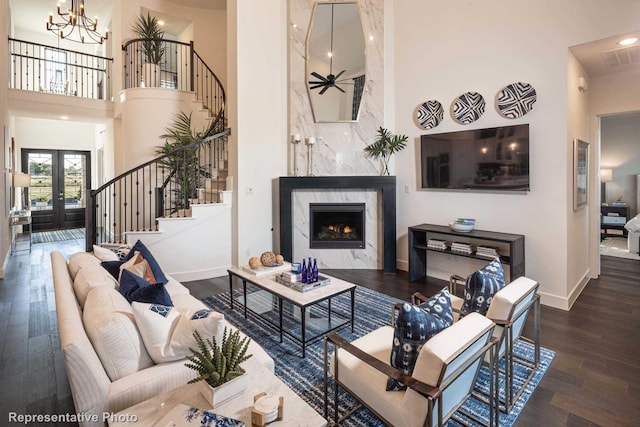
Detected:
left=278, top=176, right=396, bottom=272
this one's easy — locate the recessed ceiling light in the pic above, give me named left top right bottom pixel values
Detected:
left=619, top=37, right=638, bottom=46
left=60, top=116, right=69, bottom=120
left=158, top=20, right=165, bottom=26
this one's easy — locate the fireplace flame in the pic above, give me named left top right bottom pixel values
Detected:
left=343, top=226, right=352, bottom=233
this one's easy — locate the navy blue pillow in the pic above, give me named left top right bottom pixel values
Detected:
left=418, top=286, right=454, bottom=328
left=461, top=257, right=506, bottom=315
left=119, top=269, right=173, bottom=306
left=387, top=290, right=453, bottom=391
left=123, top=240, right=167, bottom=285
left=101, top=260, right=123, bottom=280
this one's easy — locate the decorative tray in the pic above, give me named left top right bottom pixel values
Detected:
left=241, top=262, right=291, bottom=276
left=275, top=274, right=331, bottom=292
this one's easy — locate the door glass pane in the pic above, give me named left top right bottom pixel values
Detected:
left=64, top=154, right=86, bottom=209
left=28, top=153, right=53, bottom=211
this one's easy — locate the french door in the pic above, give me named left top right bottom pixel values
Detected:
left=22, top=149, right=91, bottom=232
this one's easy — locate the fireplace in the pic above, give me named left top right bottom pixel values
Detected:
left=309, top=203, right=365, bottom=249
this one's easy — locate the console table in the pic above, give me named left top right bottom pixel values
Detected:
left=601, top=204, right=628, bottom=238
left=408, top=224, right=525, bottom=282
left=10, top=210, right=32, bottom=254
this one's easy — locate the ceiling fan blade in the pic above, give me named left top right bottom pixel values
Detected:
left=319, top=85, right=330, bottom=95
left=335, top=85, right=346, bottom=93
left=311, top=72, right=328, bottom=82
left=308, top=80, right=325, bottom=86
left=334, top=70, right=346, bottom=80
left=310, top=83, right=328, bottom=90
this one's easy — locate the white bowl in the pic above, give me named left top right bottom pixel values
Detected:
left=449, top=222, right=474, bottom=232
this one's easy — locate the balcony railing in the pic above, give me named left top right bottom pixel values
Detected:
left=122, top=39, right=225, bottom=138
left=8, top=38, right=113, bottom=100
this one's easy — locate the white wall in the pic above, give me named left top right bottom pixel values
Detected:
left=1, top=0, right=11, bottom=277
left=566, top=52, right=591, bottom=306
left=13, top=117, right=99, bottom=186
left=390, top=0, right=640, bottom=309
left=228, top=0, right=287, bottom=266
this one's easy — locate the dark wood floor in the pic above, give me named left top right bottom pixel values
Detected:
left=1, top=239, right=638, bottom=426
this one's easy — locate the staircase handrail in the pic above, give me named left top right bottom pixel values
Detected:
left=87, top=128, right=231, bottom=251
left=9, top=37, right=114, bottom=61
left=122, top=38, right=225, bottom=137
left=92, top=128, right=230, bottom=195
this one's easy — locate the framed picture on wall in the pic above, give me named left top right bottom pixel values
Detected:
left=4, top=126, right=11, bottom=171
left=573, top=139, right=589, bottom=210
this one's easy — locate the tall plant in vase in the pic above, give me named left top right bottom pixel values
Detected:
left=363, top=127, right=408, bottom=176
left=132, top=12, right=165, bottom=87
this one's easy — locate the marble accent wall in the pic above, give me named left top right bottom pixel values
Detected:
left=288, top=0, right=384, bottom=176
left=292, top=190, right=381, bottom=268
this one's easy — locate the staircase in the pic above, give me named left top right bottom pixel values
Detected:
left=86, top=39, right=231, bottom=279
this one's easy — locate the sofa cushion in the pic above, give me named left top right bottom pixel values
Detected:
left=119, top=270, right=173, bottom=306
left=93, top=245, right=120, bottom=262
left=73, top=264, right=119, bottom=308
left=69, top=252, right=102, bottom=280
left=83, top=286, right=154, bottom=382
left=387, top=293, right=452, bottom=391
left=461, top=257, right=506, bottom=315
left=131, top=302, right=225, bottom=364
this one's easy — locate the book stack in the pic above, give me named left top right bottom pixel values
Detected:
left=427, top=239, right=448, bottom=250
left=476, top=246, right=500, bottom=259
left=451, top=242, right=473, bottom=255
left=279, top=270, right=301, bottom=283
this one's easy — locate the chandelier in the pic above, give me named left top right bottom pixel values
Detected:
left=46, top=0, right=108, bottom=44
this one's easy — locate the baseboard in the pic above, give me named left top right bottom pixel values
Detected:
left=567, top=268, right=591, bottom=310
left=167, top=265, right=229, bottom=282
left=0, top=248, right=10, bottom=279
left=396, top=259, right=408, bottom=272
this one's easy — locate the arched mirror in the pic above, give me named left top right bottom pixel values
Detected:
left=306, top=2, right=366, bottom=122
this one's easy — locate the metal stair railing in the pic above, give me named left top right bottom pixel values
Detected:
left=86, top=129, right=231, bottom=251
left=8, top=37, right=113, bottom=100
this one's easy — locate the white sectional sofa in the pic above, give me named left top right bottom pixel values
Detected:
left=51, top=251, right=274, bottom=426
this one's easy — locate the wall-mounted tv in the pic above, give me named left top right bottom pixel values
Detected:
left=420, top=124, right=530, bottom=192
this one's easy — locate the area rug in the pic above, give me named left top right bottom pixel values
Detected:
left=600, top=236, right=640, bottom=260
left=202, top=285, right=555, bottom=426
left=32, top=228, right=85, bottom=244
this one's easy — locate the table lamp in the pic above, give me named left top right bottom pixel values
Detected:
left=12, top=173, right=32, bottom=211
left=600, top=168, right=612, bottom=204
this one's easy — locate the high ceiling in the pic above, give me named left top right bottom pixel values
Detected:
left=10, top=0, right=225, bottom=39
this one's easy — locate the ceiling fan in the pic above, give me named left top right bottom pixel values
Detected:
left=308, top=4, right=351, bottom=95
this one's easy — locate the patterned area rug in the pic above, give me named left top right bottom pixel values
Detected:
left=202, top=285, right=555, bottom=426
left=32, top=228, right=85, bottom=244
left=600, top=236, right=640, bottom=260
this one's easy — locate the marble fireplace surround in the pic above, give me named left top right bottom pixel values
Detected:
left=278, top=176, right=396, bottom=272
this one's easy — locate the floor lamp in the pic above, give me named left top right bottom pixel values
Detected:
left=600, top=168, right=612, bottom=204
left=13, top=173, right=32, bottom=211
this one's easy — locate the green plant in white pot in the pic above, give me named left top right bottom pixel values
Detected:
left=363, top=127, right=408, bottom=175
left=132, top=12, right=165, bottom=87
left=185, top=328, right=252, bottom=407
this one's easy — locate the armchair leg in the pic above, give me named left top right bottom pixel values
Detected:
left=323, top=338, right=329, bottom=420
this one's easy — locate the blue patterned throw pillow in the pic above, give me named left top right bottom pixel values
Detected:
left=387, top=287, right=453, bottom=391
left=461, top=257, right=506, bottom=315
left=119, top=269, right=173, bottom=306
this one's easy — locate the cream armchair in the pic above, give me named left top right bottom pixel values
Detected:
left=418, top=276, right=540, bottom=413
left=324, top=312, right=498, bottom=427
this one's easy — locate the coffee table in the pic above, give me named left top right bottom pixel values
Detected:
left=227, top=266, right=356, bottom=358
left=110, top=357, right=326, bottom=426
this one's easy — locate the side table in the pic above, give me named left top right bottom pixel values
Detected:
left=10, top=210, right=32, bottom=254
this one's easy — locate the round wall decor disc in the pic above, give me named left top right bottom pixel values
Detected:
left=452, top=92, right=485, bottom=124
left=496, top=82, right=537, bottom=118
left=416, top=100, right=444, bottom=129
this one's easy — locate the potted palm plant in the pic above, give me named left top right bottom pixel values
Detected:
left=185, top=328, right=252, bottom=408
left=363, top=127, right=408, bottom=175
left=132, top=12, right=165, bottom=87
